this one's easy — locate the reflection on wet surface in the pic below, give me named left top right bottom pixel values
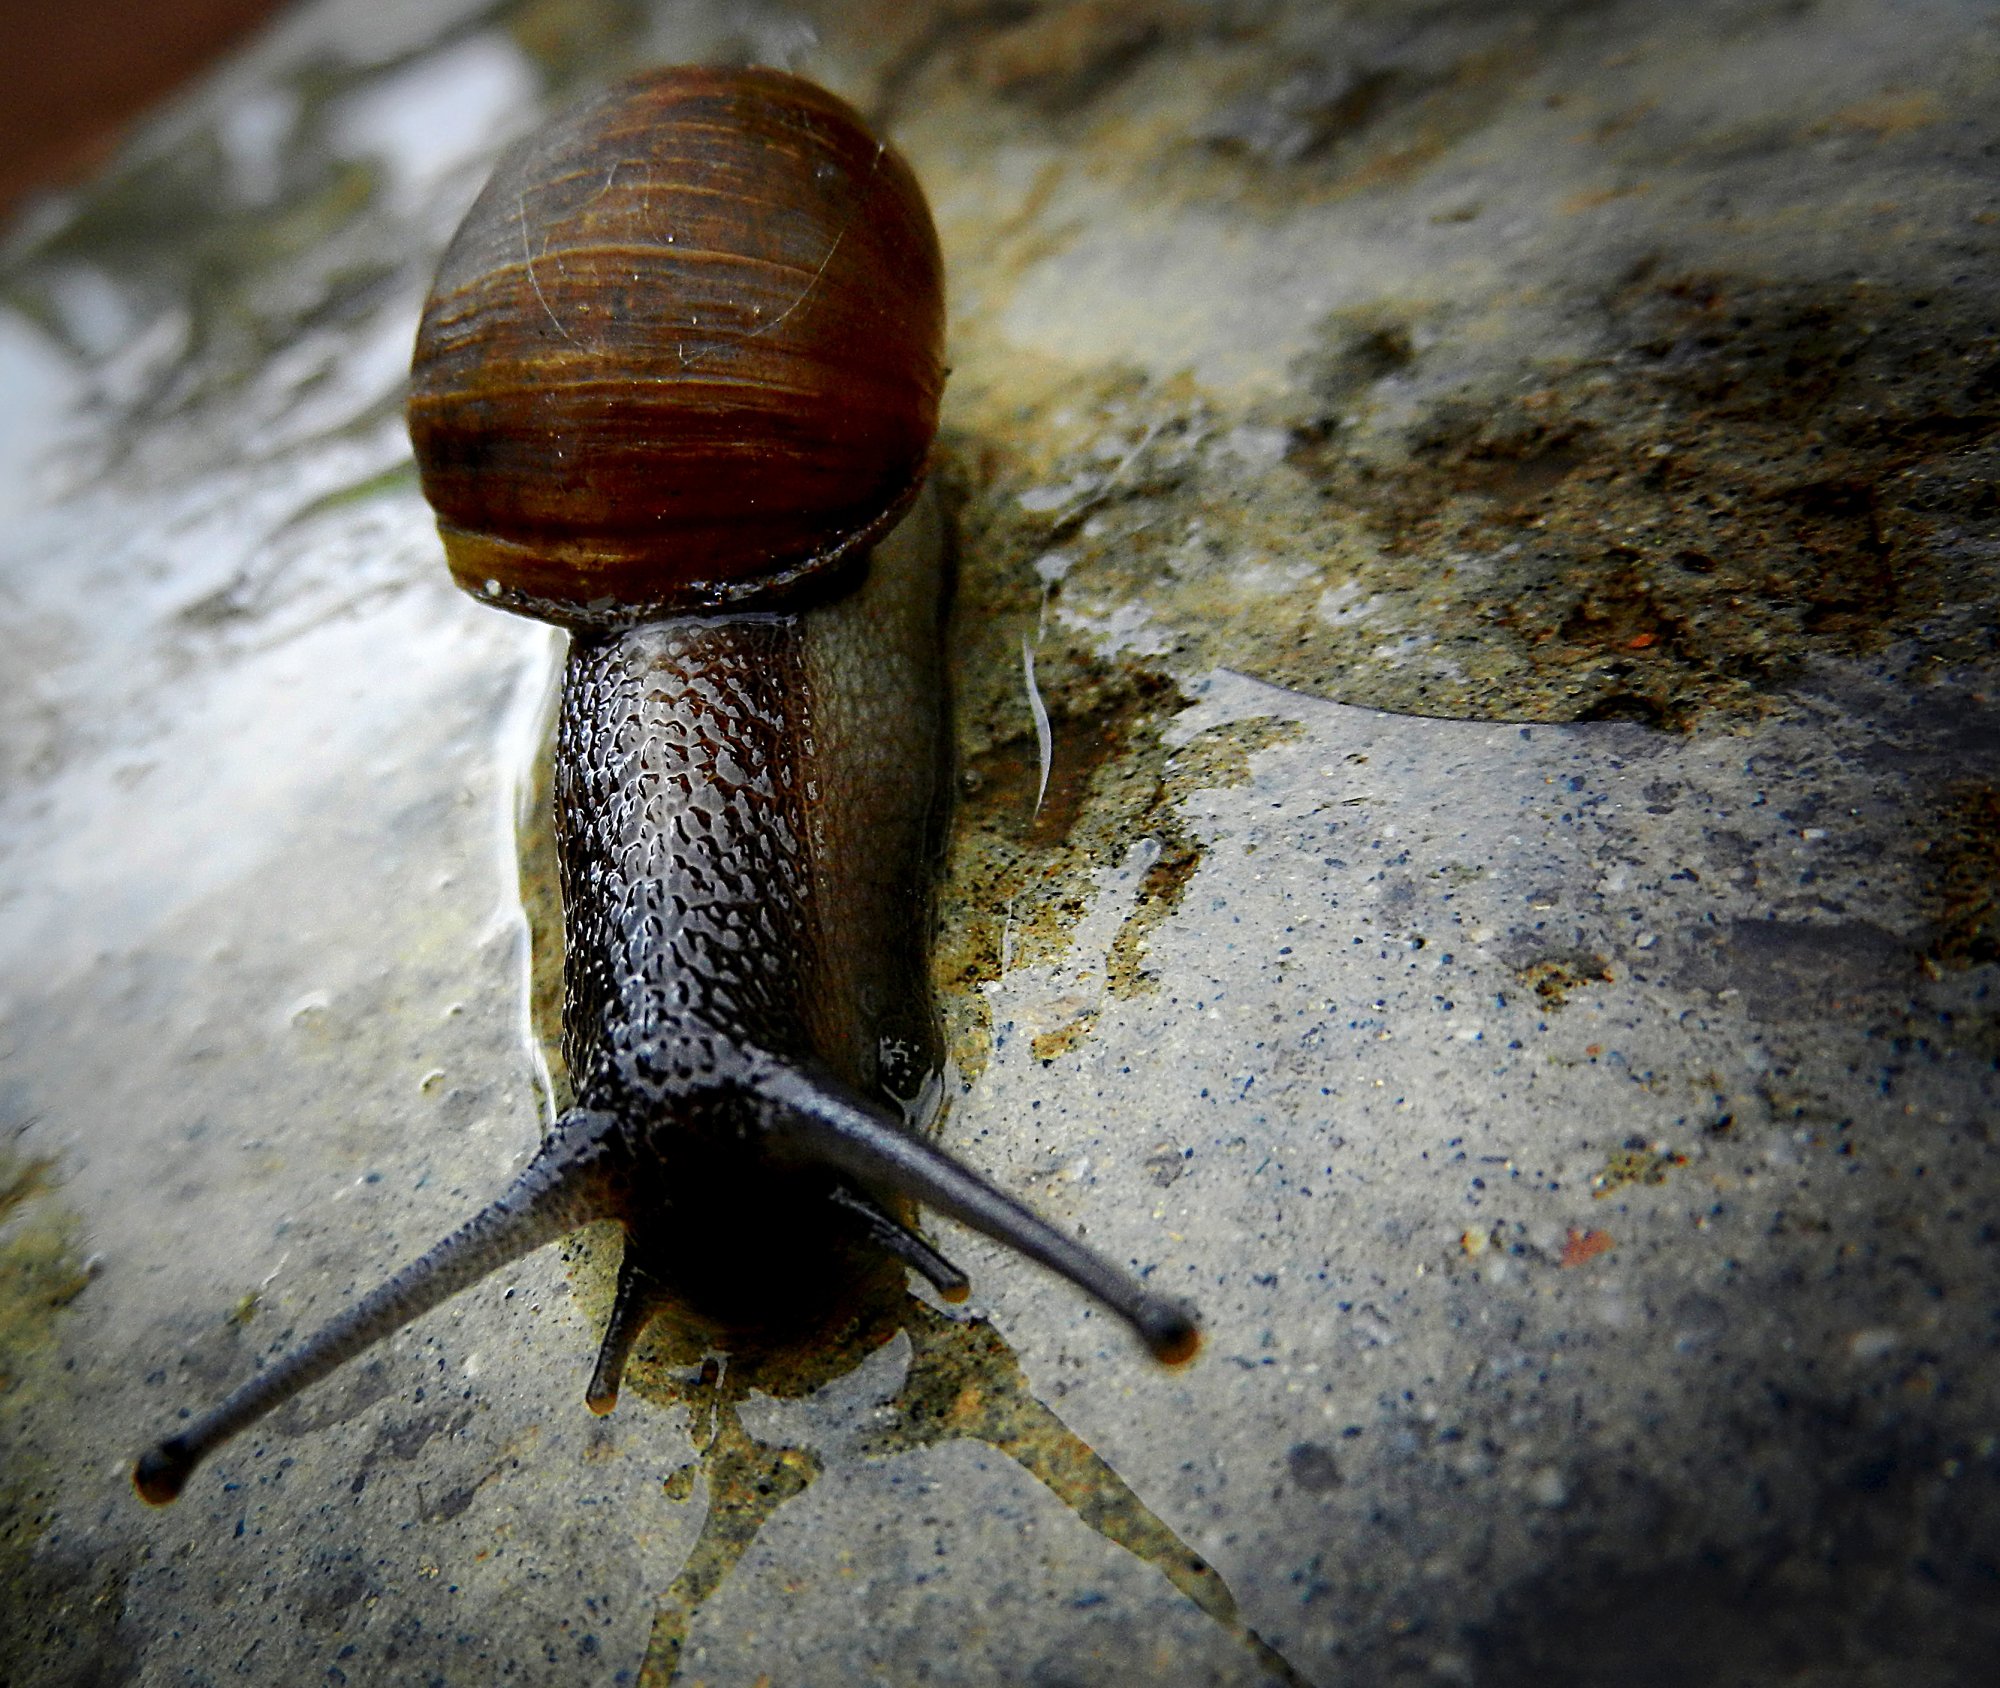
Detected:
left=624, top=1298, right=1306, bottom=1687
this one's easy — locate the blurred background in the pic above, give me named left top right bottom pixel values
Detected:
left=2, top=0, right=282, bottom=220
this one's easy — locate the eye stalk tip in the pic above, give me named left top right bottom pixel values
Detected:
left=1139, top=1301, right=1201, bottom=1367
left=133, top=1439, right=196, bottom=1506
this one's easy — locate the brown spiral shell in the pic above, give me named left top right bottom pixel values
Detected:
left=407, top=66, right=946, bottom=629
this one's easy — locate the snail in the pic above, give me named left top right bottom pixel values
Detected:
left=134, top=65, right=1197, bottom=1507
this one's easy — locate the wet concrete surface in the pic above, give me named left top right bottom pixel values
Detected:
left=2, top=2, right=1995, bottom=1684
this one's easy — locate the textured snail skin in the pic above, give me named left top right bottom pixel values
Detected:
left=552, top=492, right=951, bottom=1333
left=133, top=69, right=1194, bottom=1508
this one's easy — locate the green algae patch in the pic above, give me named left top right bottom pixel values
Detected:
left=0, top=1155, right=93, bottom=1395
left=0, top=1147, right=136, bottom=1688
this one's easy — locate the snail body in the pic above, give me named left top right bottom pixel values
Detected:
left=136, top=67, right=1194, bottom=1507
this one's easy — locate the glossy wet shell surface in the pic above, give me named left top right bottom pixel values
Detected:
left=408, top=66, right=945, bottom=624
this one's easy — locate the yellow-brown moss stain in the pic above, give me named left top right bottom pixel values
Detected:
left=1030, top=1009, right=1100, bottom=1064
left=1592, top=1144, right=1690, bottom=1197
left=933, top=664, right=1309, bottom=1073
left=631, top=1297, right=1309, bottom=1688
left=934, top=640, right=1194, bottom=1079
left=1518, top=952, right=1615, bottom=1008
left=936, top=271, right=1997, bottom=740
left=1921, top=780, right=2000, bottom=971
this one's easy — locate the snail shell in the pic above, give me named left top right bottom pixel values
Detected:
left=408, top=66, right=946, bottom=628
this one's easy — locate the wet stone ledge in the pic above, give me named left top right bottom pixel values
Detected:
left=1, top=2, right=1996, bottom=1685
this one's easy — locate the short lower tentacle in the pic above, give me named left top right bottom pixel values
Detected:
left=828, top=1183, right=971, bottom=1303
left=754, top=1065, right=1200, bottom=1364
left=585, top=1236, right=666, bottom=1414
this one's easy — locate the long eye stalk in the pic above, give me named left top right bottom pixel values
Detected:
left=756, top=1065, right=1201, bottom=1366
left=133, top=1111, right=616, bottom=1505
